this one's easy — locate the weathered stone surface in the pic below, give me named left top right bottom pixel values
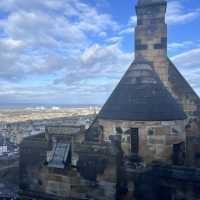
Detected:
left=98, top=62, right=186, bottom=122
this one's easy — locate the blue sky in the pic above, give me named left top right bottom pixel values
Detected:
left=0, top=0, right=199, bottom=105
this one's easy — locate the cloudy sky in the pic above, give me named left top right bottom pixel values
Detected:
left=0, top=0, right=199, bottom=106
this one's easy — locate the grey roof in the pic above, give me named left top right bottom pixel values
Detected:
left=168, top=59, right=200, bottom=117
left=48, top=143, right=71, bottom=169
left=98, top=62, right=186, bottom=121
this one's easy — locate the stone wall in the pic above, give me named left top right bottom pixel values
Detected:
left=185, top=118, right=200, bottom=167
left=98, top=119, right=185, bottom=164
left=20, top=125, right=119, bottom=200
left=135, top=2, right=168, bottom=88
left=135, top=1, right=200, bottom=119
left=168, top=60, right=200, bottom=118
left=27, top=143, right=118, bottom=200
left=19, top=133, right=48, bottom=193
left=132, top=164, right=200, bottom=200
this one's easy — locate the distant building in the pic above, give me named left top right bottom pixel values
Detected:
left=19, top=0, right=200, bottom=200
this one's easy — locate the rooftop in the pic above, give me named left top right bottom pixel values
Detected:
left=98, top=62, right=186, bottom=121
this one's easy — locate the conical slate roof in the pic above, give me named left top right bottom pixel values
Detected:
left=98, top=62, right=186, bottom=121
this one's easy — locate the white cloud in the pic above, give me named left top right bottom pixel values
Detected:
left=76, top=4, right=119, bottom=33
left=169, top=42, right=188, bottom=49
left=118, top=16, right=136, bottom=36
left=99, top=31, right=107, bottom=38
left=61, top=43, right=132, bottom=83
left=0, top=38, right=25, bottom=50
left=167, top=1, right=200, bottom=25
left=168, top=41, right=195, bottom=50
left=172, top=48, right=200, bottom=70
left=122, top=0, right=200, bottom=37
left=0, top=0, right=199, bottom=104
left=0, top=0, right=120, bottom=83
left=0, top=0, right=130, bottom=105
left=128, top=16, right=137, bottom=26
left=5, top=10, right=86, bottom=48
left=172, top=48, right=200, bottom=95
left=119, top=27, right=135, bottom=35
left=105, top=36, right=122, bottom=44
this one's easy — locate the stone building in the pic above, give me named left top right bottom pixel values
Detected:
left=97, top=0, right=200, bottom=166
left=98, top=61, right=186, bottom=164
left=19, top=0, right=200, bottom=200
left=20, top=125, right=120, bottom=200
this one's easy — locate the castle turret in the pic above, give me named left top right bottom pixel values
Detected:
left=93, top=0, right=189, bottom=164
left=135, top=0, right=200, bottom=118
left=135, top=0, right=168, bottom=86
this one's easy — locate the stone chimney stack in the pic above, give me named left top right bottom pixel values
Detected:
left=135, top=0, right=168, bottom=86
